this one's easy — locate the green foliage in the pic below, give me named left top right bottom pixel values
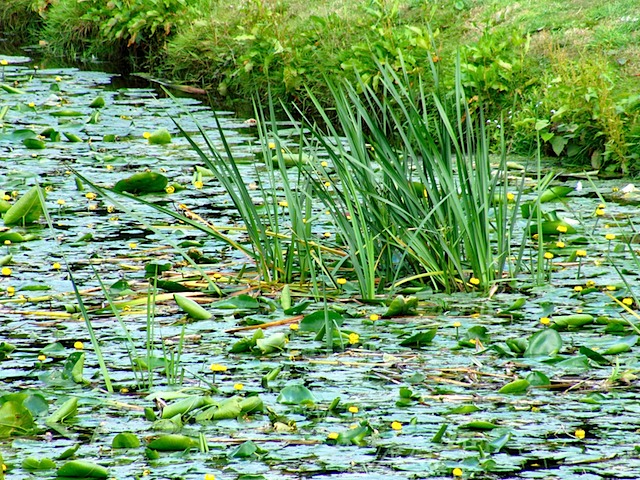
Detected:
left=513, top=51, right=640, bottom=173
left=80, top=0, right=188, bottom=48
left=0, top=0, right=43, bottom=45
left=339, top=1, right=437, bottom=90
left=460, top=28, right=531, bottom=108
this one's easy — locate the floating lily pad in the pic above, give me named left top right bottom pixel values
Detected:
left=113, top=171, right=168, bottom=194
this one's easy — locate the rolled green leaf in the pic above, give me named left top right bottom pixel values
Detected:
left=173, top=294, right=212, bottom=320
left=112, top=432, right=141, bottom=449
left=3, top=185, right=45, bottom=226
left=498, top=378, right=530, bottom=394
left=113, top=171, right=168, bottom=194
left=148, top=128, right=172, bottom=145
left=88, top=96, right=105, bottom=108
left=161, top=395, right=207, bottom=419
left=147, top=434, right=195, bottom=451
left=56, top=460, right=108, bottom=478
left=46, top=397, right=78, bottom=424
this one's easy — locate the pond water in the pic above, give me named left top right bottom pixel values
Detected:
left=2, top=54, right=640, bottom=480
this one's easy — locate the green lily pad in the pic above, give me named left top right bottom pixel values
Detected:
left=56, top=460, right=108, bottom=478
left=113, top=171, right=168, bottom=194
left=524, top=329, right=562, bottom=357
left=277, top=385, right=315, bottom=406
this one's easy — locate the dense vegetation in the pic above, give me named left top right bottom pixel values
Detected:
left=3, top=0, right=640, bottom=173
left=5, top=3, right=640, bottom=479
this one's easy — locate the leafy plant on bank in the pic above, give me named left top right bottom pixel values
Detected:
left=512, top=50, right=640, bottom=174
left=81, top=0, right=188, bottom=48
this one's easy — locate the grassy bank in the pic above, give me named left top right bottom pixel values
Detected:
left=3, top=0, right=640, bottom=172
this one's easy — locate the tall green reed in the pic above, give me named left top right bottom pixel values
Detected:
left=292, top=58, right=517, bottom=295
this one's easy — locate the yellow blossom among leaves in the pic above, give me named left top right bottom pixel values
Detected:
left=575, top=250, right=587, bottom=257
left=469, top=277, right=480, bottom=286
left=74, top=341, right=84, bottom=350
left=327, top=432, right=339, bottom=440
left=1, top=267, right=11, bottom=276
left=210, top=364, right=227, bottom=372
left=544, top=252, right=554, bottom=260
left=391, top=421, right=402, bottom=431
left=575, top=428, right=586, bottom=439
left=556, top=225, right=568, bottom=233
left=348, top=333, right=360, bottom=345
left=453, top=468, right=463, bottom=477
left=605, top=233, right=616, bottom=241
left=622, top=297, right=634, bottom=306
left=348, top=406, right=359, bottom=414
left=369, top=314, right=380, bottom=321
left=540, top=317, right=551, bottom=326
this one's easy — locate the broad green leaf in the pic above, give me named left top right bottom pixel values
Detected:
left=23, top=138, right=46, bottom=149
left=284, top=300, right=312, bottom=315
left=0, top=401, right=35, bottom=437
left=46, top=397, right=78, bottom=424
left=230, top=329, right=264, bottom=353
left=300, top=310, right=344, bottom=332
left=524, top=329, right=562, bottom=357
left=211, top=294, right=260, bottom=310
left=553, top=354, right=591, bottom=371
left=280, top=284, right=291, bottom=311
left=526, top=371, right=550, bottom=386
left=229, top=440, right=261, bottom=458
left=112, top=432, right=140, bottom=449
left=148, top=128, right=172, bottom=145
left=173, top=294, right=212, bottom=320
left=256, top=332, right=286, bottom=354
left=399, top=328, right=437, bottom=348
left=384, top=295, right=418, bottom=317
left=239, top=396, right=263, bottom=414
left=552, top=314, right=593, bottom=329
left=147, top=434, right=195, bottom=451
left=56, top=460, right=108, bottom=478
left=88, top=96, right=105, bottom=108
left=579, top=346, right=609, bottom=365
left=498, top=378, right=529, bottom=394
left=161, top=395, right=207, bottom=419
left=446, top=405, right=480, bottom=415
left=3, top=185, right=45, bottom=226
left=113, top=172, right=168, bottom=194
left=57, top=444, right=80, bottom=460
left=488, top=431, right=511, bottom=453
left=539, top=186, right=574, bottom=203
left=277, top=385, right=315, bottom=406
left=22, top=457, right=56, bottom=470
left=62, top=352, right=85, bottom=383
left=459, top=421, right=498, bottom=430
